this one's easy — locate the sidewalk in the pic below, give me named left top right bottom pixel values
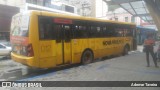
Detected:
left=30, top=50, right=160, bottom=81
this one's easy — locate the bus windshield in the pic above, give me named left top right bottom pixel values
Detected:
left=11, top=14, right=30, bottom=37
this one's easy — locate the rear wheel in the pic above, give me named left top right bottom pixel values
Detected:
left=123, top=46, right=129, bottom=55
left=81, top=50, right=93, bottom=64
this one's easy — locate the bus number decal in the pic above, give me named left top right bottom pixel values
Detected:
left=103, top=40, right=124, bottom=45
left=41, top=45, right=51, bottom=52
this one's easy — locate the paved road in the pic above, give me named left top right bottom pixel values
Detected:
left=25, top=50, right=160, bottom=81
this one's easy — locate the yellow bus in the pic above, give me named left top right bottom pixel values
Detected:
left=10, top=10, right=137, bottom=68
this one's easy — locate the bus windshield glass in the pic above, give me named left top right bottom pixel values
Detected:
left=10, top=14, right=30, bottom=37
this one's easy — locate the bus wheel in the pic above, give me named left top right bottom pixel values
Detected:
left=81, top=50, right=93, bottom=64
left=123, top=46, right=129, bottom=55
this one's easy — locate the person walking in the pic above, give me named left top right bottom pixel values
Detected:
left=144, top=34, right=158, bottom=68
left=155, top=44, right=160, bottom=62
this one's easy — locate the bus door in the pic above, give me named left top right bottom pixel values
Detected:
left=132, top=28, right=137, bottom=50
left=55, top=24, right=72, bottom=65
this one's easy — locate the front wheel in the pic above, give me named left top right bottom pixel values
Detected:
left=81, top=50, right=93, bottom=64
left=123, top=46, right=129, bottom=56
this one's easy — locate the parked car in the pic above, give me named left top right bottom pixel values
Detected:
left=0, top=42, right=11, bottom=57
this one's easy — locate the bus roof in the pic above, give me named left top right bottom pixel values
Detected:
left=29, top=10, right=136, bottom=26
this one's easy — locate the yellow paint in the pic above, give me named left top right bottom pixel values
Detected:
left=11, top=10, right=135, bottom=68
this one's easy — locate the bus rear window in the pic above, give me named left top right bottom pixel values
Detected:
left=11, top=14, right=30, bottom=37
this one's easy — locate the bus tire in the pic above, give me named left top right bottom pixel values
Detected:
left=81, top=50, right=93, bottom=64
left=123, top=45, right=129, bottom=56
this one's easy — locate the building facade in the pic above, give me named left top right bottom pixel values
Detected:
left=0, top=0, right=25, bottom=7
left=0, top=0, right=108, bottom=17
left=52, top=0, right=108, bottom=17
left=101, top=8, right=156, bottom=30
left=0, top=4, right=20, bottom=41
left=0, top=0, right=79, bottom=41
left=0, top=0, right=156, bottom=41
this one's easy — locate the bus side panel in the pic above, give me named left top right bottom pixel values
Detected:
left=109, top=37, right=119, bottom=55
left=96, top=37, right=126, bottom=58
left=121, top=37, right=132, bottom=53
left=102, top=38, right=113, bottom=57
left=125, top=37, right=132, bottom=50
left=31, top=12, right=57, bottom=68
left=71, top=39, right=89, bottom=64
left=113, top=37, right=124, bottom=55
left=90, top=38, right=117, bottom=59
left=38, top=41, right=57, bottom=68
left=93, top=38, right=112, bottom=59
left=120, top=37, right=126, bottom=53
left=94, top=38, right=102, bottom=58
left=88, top=38, right=96, bottom=58
left=28, top=13, right=40, bottom=68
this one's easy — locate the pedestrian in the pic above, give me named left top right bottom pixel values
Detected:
left=155, top=44, right=160, bottom=62
left=144, top=34, right=158, bottom=68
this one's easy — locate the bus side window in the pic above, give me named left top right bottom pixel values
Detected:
left=115, top=29, right=123, bottom=37
left=103, top=26, right=108, bottom=37
left=73, top=25, right=88, bottom=38
left=90, top=26, right=96, bottom=37
left=54, top=24, right=62, bottom=43
left=79, top=26, right=88, bottom=38
left=64, top=25, right=71, bottom=42
left=104, top=24, right=114, bottom=37
left=39, top=17, right=52, bottom=40
left=126, top=29, right=132, bottom=36
left=97, top=27, right=103, bottom=37
left=124, top=29, right=128, bottom=37
left=89, top=22, right=102, bottom=38
left=39, top=23, right=45, bottom=39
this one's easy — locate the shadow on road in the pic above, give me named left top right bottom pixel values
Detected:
left=0, top=54, right=127, bottom=81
